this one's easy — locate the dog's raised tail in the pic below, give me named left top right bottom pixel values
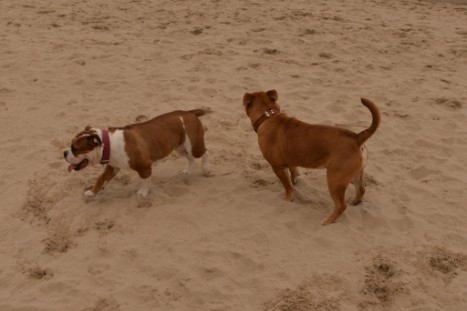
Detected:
left=356, top=98, right=381, bottom=146
left=189, top=107, right=212, bottom=117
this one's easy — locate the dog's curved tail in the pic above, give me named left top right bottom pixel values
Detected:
left=189, top=108, right=212, bottom=117
left=356, top=98, right=381, bottom=146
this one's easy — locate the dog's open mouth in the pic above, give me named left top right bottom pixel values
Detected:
left=68, top=159, right=89, bottom=172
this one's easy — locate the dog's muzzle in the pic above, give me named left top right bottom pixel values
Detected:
left=64, top=150, right=90, bottom=172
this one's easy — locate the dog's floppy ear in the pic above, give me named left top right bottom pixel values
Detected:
left=84, top=125, right=92, bottom=131
left=266, top=89, right=278, bottom=102
left=243, top=93, right=253, bottom=107
left=86, top=134, right=102, bottom=148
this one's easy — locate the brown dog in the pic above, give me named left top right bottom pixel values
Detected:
left=64, top=109, right=210, bottom=197
left=243, top=90, right=380, bottom=225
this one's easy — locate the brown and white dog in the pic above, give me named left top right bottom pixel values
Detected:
left=243, top=90, right=380, bottom=225
left=63, top=109, right=210, bottom=197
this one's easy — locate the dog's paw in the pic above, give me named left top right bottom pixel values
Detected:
left=321, top=215, right=336, bottom=226
left=350, top=198, right=362, bottom=206
left=179, top=168, right=191, bottom=175
left=84, top=190, right=96, bottom=198
left=284, top=190, right=296, bottom=202
left=136, top=188, right=149, bottom=197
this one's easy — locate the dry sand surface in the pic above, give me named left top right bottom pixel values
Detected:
left=1, top=0, right=467, bottom=310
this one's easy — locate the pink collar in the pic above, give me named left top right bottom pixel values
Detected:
left=100, top=129, right=110, bottom=165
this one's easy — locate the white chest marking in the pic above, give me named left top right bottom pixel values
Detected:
left=108, top=130, right=130, bottom=169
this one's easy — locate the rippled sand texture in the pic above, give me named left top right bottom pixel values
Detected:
left=1, top=0, right=466, bottom=310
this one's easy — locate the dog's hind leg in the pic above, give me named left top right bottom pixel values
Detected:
left=200, top=151, right=210, bottom=176
left=322, top=184, right=348, bottom=225
left=321, top=168, right=352, bottom=225
left=350, top=169, right=365, bottom=205
left=289, top=167, right=300, bottom=185
left=176, top=143, right=195, bottom=175
left=177, top=138, right=211, bottom=176
left=180, top=115, right=209, bottom=176
left=190, top=134, right=210, bottom=176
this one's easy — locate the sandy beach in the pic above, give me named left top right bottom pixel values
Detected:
left=1, top=0, right=467, bottom=310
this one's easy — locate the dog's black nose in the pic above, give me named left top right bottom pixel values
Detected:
left=63, top=151, right=68, bottom=159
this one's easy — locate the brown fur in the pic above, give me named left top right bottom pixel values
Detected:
left=71, top=130, right=101, bottom=156
left=113, top=110, right=207, bottom=180
left=243, top=90, right=380, bottom=225
left=67, top=109, right=208, bottom=196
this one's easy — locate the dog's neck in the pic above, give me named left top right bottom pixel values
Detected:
left=100, top=129, right=111, bottom=164
left=253, top=108, right=280, bottom=132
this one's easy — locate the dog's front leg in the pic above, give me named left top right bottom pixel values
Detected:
left=272, top=166, right=295, bottom=201
left=135, top=166, right=152, bottom=197
left=85, top=165, right=120, bottom=197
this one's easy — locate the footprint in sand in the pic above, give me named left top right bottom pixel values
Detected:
left=263, top=274, right=347, bottom=311
left=360, top=255, right=406, bottom=307
left=94, top=219, right=115, bottom=235
left=137, top=196, right=153, bottom=208
left=83, top=298, right=119, bottom=311
left=43, top=229, right=76, bottom=255
left=426, top=247, right=467, bottom=280
left=21, top=262, right=54, bottom=281
left=434, top=97, right=463, bottom=110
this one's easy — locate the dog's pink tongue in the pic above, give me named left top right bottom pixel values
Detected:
left=68, top=164, right=75, bottom=173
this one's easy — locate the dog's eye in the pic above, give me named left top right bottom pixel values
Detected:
left=71, top=145, right=78, bottom=155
